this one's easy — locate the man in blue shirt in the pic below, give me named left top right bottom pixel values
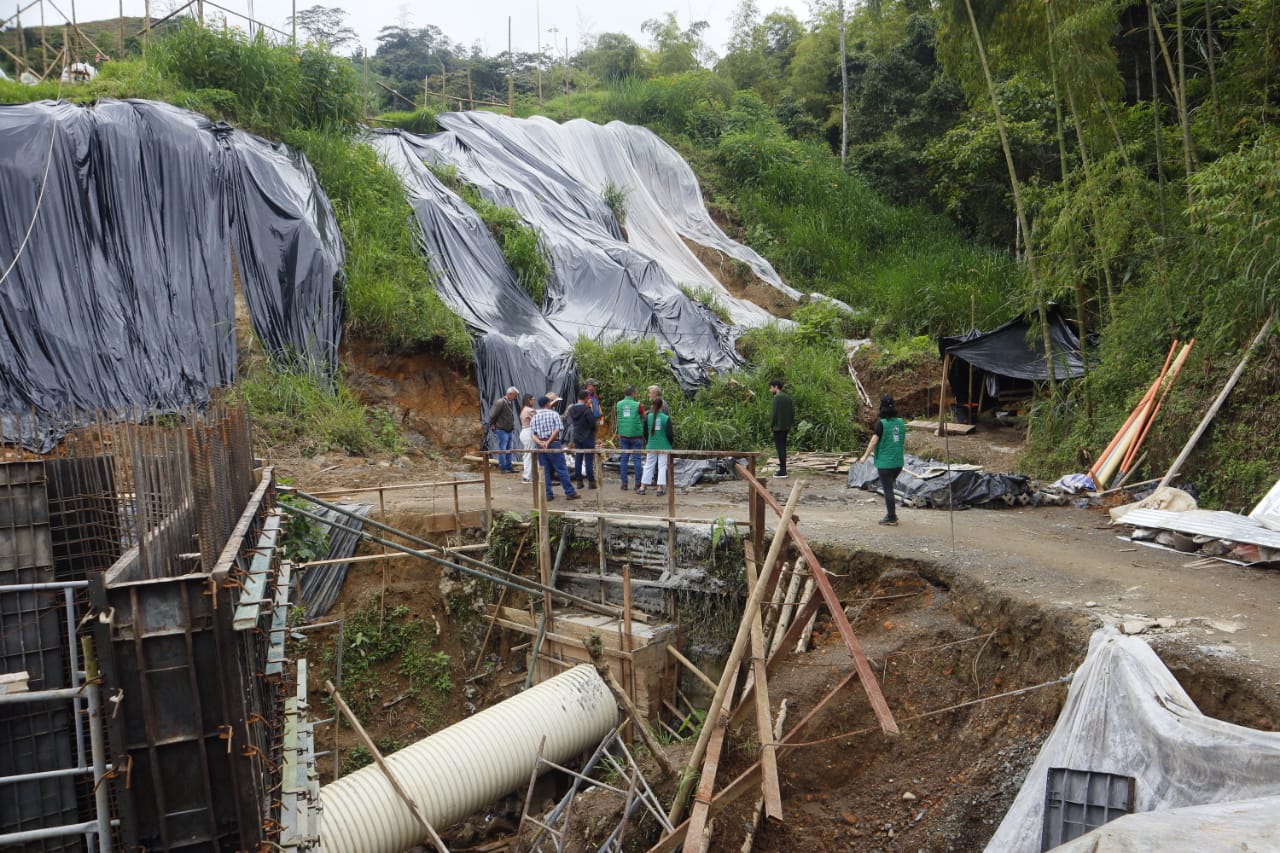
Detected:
left=530, top=394, right=580, bottom=501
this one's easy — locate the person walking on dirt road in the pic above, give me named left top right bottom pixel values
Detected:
left=860, top=394, right=906, bottom=525
left=769, top=379, right=795, bottom=478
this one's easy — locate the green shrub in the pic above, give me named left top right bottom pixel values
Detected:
left=433, top=167, right=552, bottom=305
left=238, top=357, right=398, bottom=456
left=154, top=22, right=360, bottom=136
left=602, top=181, right=630, bottom=228
left=289, top=130, right=472, bottom=360
left=679, top=284, right=733, bottom=324
left=320, top=604, right=454, bottom=723
left=377, top=109, right=439, bottom=134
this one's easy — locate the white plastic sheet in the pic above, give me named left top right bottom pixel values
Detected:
left=1050, top=795, right=1280, bottom=852
left=985, top=629, right=1280, bottom=852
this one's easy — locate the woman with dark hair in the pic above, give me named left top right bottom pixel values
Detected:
left=859, top=395, right=906, bottom=525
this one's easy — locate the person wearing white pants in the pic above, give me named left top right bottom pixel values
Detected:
left=636, top=400, right=674, bottom=497
left=518, top=394, right=537, bottom=482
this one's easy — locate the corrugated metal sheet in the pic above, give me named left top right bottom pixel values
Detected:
left=1118, top=508, right=1280, bottom=550
left=1248, top=477, right=1280, bottom=532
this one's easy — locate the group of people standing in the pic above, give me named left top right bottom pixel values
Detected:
left=488, top=380, right=679, bottom=502
left=488, top=380, right=906, bottom=524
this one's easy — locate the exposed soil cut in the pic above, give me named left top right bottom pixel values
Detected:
left=680, top=237, right=801, bottom=319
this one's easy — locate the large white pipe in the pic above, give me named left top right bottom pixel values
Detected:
left=320, top=664, right=619, bottom=853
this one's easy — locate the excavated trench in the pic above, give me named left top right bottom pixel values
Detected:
left=308, top=516, right=1280, bottom=852
left=545, top=541, right=1280, bottom=853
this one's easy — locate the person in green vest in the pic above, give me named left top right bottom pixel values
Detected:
left=859, top=394, right=906, bottom=525
left=637, top=399, right=675, bottom=497
left=615, top=386, right=645, bottom=490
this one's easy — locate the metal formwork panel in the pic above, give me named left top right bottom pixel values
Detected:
left=0, top=461, right=79, bottom=851
left=92, top=570, right=238, bottom=852
left=1042, top=767, right=1135, bottom=850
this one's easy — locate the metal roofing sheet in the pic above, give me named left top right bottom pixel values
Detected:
left=1117, top=508, right=1280, bottom=550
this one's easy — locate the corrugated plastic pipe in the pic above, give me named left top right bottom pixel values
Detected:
left=319, top=664, right=619, bottom=853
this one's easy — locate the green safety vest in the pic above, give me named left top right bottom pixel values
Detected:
left=616, top=397, right=644, bottom=438
left=646, top=412, right=673, bottom=450
left=874, top=417, right=906, bottom=469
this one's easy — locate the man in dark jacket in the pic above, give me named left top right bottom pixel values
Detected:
left=769, top=379, right=795, bottom=478
left=489, top=386, right=520, bottom=473
left=567, top=389, right=599, bottom=488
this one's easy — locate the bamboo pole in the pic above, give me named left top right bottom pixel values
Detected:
left=1120, top=340, right=1193, bottom=474
left=793, top=578, right=818, bottom=653
left=665, top=645, right=717, bottom=693
left=739, top=699, right=788, bottom=853
left=325, top=681, right=450, bottom=853
left=1159, top=314, right=1276, bottom=488
left=669, top=482, right=803, bottom=829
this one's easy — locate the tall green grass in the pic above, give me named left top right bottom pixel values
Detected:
left=431, top=165, right=552, bottom=305
left=289, top=131, right=472, bottom=361
left=154, top=22, right=361, bottom=136
left=572, top=307, right=866, bottom=453
left=239, top=354, right=402, bottom=456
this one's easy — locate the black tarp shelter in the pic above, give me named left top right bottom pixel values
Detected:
left=939, top=307, right=1085, bottom=417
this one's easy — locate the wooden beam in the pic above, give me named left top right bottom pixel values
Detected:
left=742, top=540, right=783, bottom=823
left=583, top=635, right=673, bottom=778
left=326, top=681, right=450, bottom=853
left=666, top=645, right=717, bottom=693
left=735, top=463, right=898, bottom=736
left=648, top=670, right=860, bottom=853
left=670, top=483, right=803, bottom=830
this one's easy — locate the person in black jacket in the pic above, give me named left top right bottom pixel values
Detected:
left=566, top=389, right=599, bottom=489
left=769, top=379, right=795, bottom=478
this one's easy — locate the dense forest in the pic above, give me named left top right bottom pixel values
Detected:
left=1, top=0, right=1277, bottom=508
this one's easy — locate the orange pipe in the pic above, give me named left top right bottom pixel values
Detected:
left=1090, top=340, right=1177, bottom=483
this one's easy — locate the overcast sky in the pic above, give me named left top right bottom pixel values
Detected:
left=13, top=0, right=814, bottom=58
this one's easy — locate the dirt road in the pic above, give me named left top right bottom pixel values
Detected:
left=290, top=452, right=1280, bottom=712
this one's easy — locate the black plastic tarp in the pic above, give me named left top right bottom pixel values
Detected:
left=847, top=454, right=1032, bottom=508
left=0, top=100, right=343, bottom=450
left=373, top=112, right=754, bottom=419
left=297, top=503, right=370, bottom=618
left=939, top=307, right=1084, bottom=409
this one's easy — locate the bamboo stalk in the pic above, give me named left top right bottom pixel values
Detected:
left=739, top=699, right=788, bottom=853
left=794, top=578, right=818, bottom=653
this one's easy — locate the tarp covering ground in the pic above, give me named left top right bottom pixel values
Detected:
left=847, top=454, right=1033, bottom=508
left=373, top=112, right=798, bottom=414
left=0, top=99, right=343, bottom=450
left=986, top=629, right=1280, bottom=852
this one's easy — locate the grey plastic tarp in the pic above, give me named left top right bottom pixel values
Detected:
left=985, top=629, right=1280, bottom=852
left=0, top=99, right=343, bottom=450
left=374, top=112, right=797, bottom=417
left=847, top=454, right=1032, bottom=508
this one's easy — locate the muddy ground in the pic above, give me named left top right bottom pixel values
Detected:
left=280, top=428, right=1280, bottom=851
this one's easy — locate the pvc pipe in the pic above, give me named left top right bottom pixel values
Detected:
left=319, top=664, right=619, bottom=853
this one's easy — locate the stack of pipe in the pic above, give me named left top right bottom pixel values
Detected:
left=1090, top=339, right=1194, bottom=490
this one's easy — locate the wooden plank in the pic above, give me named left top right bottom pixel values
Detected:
left=649, top=670, right=859, bottom=853
left=682, top=713, right=728, bottom=852
left=906, top=419, right=975, bottom=435
left=742, top=540, right=783, bottom=822
left=735, top=464, right=898, bottom=736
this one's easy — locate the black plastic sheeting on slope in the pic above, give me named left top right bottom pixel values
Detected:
left=0, top=100, right=343, bottom=450
left=847, top=454, right=1033, bottom=509
left=297, top=503, right=371, bottom=618
left=372, top=131, right=578, bottom=405
left=372, top=112, right=745, bottom=420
